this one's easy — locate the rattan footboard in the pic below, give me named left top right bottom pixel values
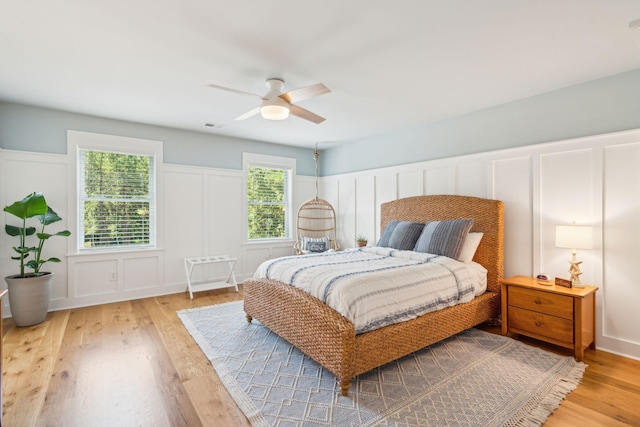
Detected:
left=353, top=291, right=500, bottom=377
left=243, top=279, right=355, bottom=388
left=244, top=279, right=500, bottom=395
left=244, top=195, right=504, bottom=396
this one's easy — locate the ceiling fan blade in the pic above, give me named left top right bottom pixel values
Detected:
left=207, top=84, right=265, bottom=100
left=289, top=104, right=326, bottom=124
left=279, top=83, right=330, bottom=103
left=235, top=107, right=261, bottom=121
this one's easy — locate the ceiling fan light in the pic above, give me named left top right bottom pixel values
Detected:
left=260, top=104, right=290, bottom=120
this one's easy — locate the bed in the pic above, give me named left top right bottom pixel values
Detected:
left=243, top=194, right=504, bottom=396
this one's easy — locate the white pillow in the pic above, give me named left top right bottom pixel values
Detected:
left=457, top=232, right=483, bottom=263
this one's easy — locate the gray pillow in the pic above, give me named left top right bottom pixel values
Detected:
left=301, top=236, right=330, bottom=253
left=413, top=219, right=474, bottom=259
left=307, top=241, right=327, bottom=252
left=377, top=220, right=400, bottom=247
left=388, top=221, right=425, bottom=250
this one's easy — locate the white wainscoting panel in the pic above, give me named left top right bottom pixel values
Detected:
left=539, top=149, right=595, bottom=286
left=293, top=175, right=317, bottom=247
left=493, top=156, right=533, bottom=278
left=123, top=255, right=161, bottom=290
left=243, top=243, right=295, bottom=276
left=163, top=166, right=206, bottom=285
left=296, top=175, right=317, bottom=206
left=356, top=175, right=376, bottom=247
left=66, top=249, right=167, bottom=308
left=456, top=161, right=490, bottom=198
left=320, top=176, right=341, bottom=247
left=73, top=258, right=119, bottom=296
left=603, top=142, right=640, bottom=348
left=207, top=172, right=243, bottom=263
left=374, top=173, right=397, bottom=241
left=337, top=179, right=356, bottom=249
left=397, top=170, right=423, bottom=199
left=424, top=166, right=454, bottom=195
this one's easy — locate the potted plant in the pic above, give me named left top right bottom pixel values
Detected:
left=356, top=235, right=368, bottom=247
left=4, top=192, right=70, bottom=326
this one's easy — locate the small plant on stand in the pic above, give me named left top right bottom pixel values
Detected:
left=356, top=235, right=368, bottom=247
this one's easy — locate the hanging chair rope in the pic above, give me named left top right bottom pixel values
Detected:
left=313, top=144, right=319, bottom=199
left=294, top=144, right=339, bottom=254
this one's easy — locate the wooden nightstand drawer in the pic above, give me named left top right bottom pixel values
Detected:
left=508, top=306, right=573, bottom=345
left=501, top=276, right=598, bottom=361
left=508, top=286, right=573, bottom=320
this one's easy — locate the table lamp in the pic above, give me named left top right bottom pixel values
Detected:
left=555, top=224, right=593, bottom=288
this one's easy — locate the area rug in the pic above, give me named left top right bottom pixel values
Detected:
left=178, top=301, right=585, bottom=427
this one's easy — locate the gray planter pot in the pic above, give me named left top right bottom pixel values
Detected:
left=5, top=272, right=52, bottom=327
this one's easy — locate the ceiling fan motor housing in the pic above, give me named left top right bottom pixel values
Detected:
left=265, top=78, right=285, bottom=94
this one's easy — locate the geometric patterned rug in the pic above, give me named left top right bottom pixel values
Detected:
left=178, top=301, right=586, bottom=427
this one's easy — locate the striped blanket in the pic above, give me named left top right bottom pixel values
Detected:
left=253, top=247, right=487, bottom=334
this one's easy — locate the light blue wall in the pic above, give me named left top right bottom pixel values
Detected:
left=321, top=68, right=640, bottom=176
left=0, top=102, right=318, bottom=175
left=4, top=67, right=640, bottom=177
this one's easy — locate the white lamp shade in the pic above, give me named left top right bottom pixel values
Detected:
left=555, top=225, right=593, bottom=250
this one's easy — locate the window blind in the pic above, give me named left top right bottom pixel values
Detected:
left=247, top=165, right=291, bottom=239
left=78, top=149, right=156, bottom=249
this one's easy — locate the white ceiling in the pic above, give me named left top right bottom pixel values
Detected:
left=2, top=1, right=640, bottom=148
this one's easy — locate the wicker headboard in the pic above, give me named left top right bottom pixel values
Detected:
left=380, top=195, right=504, bottom=294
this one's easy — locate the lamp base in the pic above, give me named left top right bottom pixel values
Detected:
left=568, top=252, right=585, bottom=288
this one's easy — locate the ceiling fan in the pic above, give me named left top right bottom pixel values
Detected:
left=208, top=78, right=330, bottom=124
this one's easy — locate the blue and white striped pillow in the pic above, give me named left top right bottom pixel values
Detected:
left=377, top=221, right=400, bottom=247
left=413, top=219, right=473, bottom=259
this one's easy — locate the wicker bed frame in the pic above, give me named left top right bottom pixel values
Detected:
left=243, top=195, right=504, bottom=396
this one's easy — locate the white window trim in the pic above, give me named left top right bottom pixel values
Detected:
left=67, top=130, right=164, bottom=254
left=242, top=152, right=296, bottom=244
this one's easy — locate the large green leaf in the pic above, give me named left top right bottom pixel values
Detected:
left=37, top=230, right=71, bottom=240
left=12, top=246, right=34, bottom=255
left=38, top=206, right=62, bottom=226
left=5, top=224, right=36, bottom=236
left=3, top=192, right=47, bottom=219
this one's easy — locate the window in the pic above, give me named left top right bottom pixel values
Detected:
left=79, top=150, right=155, bottom=249
left=243, top=153, right=295, bottom=241
left=68, top=131, right=163, bottom=252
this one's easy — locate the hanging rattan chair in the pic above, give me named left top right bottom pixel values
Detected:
left=295, top=197, right=339, bottom=254
left=294, top=147, right=339, bottom=254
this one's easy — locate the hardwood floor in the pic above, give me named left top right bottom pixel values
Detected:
left=2, top=288, right=640, bottom=426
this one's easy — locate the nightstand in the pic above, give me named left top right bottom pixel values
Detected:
left=501, top=275, right=598, bottom=361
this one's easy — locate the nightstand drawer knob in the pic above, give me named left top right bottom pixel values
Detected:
left=535, top=321, right=542, bottom=327
left=534, top=298, right=542, bottom=304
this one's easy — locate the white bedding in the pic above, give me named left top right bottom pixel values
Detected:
left=253, top=247, right=488, bottom=334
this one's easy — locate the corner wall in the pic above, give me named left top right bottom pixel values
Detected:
left=321, top=128, right=640, bottom=361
